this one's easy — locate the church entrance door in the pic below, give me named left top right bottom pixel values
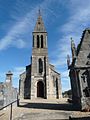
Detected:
left=37, top=81, right=44, bottom=98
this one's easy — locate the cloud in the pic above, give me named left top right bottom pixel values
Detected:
left=13, top=67, right=25, bottom=78
left=60, top=70, right=71, bottom=92
left=62, top=79, right=71, bottom=92
left=12, top=67, right=26, bottom=88
left=54, top=1, right=90, bottom=67
left=61, top=0, right=90, bottom=34
left=1, top=0, right=90, bottom=92
left=0, top=1, right=47, bottom=50
left=0, top=0, right=62, bottom=51
left=61, top=70, right=69, bottom=79
left=0, top=9, right=36, bottom=50
left=0, top=72, right=6, bottom=83
left=12, top=39, right=27, bottom=49
left=50, top=0, right=90, bottom=91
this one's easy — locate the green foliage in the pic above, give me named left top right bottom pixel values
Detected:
left=62, top=89, right=72, bottom=98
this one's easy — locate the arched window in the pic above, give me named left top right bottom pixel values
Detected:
left=37, top=35, right=39, bottom=48
left=38, top=58, right=43, bottom=74
left=33, top=35, right=34, bottom=47
left=41, top=35, right=43, bottom=48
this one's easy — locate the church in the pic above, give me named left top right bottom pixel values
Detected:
left=19, top=12, right=62, bottom=99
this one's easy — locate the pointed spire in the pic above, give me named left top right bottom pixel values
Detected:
left=67, top=54, right=70, bottom=69
left=34, top=10, right=46, bottom=32
left=71, top=37, right=75, bottom=47
left=71, top=37, right=76, bottom=60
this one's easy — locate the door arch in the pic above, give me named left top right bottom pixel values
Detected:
left=37, top=81, right=44, bottom=98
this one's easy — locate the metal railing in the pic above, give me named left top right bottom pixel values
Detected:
left=0, top=99, right=19, bottom=120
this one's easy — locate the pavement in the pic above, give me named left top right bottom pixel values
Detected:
left=0, top=98, right=90, bottom=120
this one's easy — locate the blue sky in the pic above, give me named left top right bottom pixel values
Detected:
left=0, top=0, right=90, bottom=92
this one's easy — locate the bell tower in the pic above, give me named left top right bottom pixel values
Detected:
left=32, top=10, right=48, bottom=52
left=19, top=10, right=62, bottom=100
left=31, top=10, right=49, bottom=99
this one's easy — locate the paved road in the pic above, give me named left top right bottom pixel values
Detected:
left=14, top=110, right=70, bottom=120
left=13, top=99, right=70, bottom=120
left=0, top=98, right=90, bottom=120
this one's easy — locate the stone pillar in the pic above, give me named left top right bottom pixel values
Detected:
left=70, top=68, right=81, bottom=109
left=5, top=71, right=13, bottom=105
left=44, top=56, right=49, bottom=99
left=31, top=76, right=35, bottom=99
left=58, top=76, right=62, bottom=98
left=6, top=71, right=13, bottom=85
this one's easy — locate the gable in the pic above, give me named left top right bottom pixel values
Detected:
left=49, top=64, right=60, bottom=75
left=76, top=29, right=90, bottom=66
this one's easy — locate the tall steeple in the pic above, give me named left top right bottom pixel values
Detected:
left=34, top=10, right=46, bottom=32
left=19, top=10, right=62, bottom=100
left=31, top=10, right=49, bottom=99
left=32, top=10, right=47, bottom=49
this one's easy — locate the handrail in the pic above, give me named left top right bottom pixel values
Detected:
left=0, top=99, right=18, bottom=110
left=0, top=99, right=19, bottom=120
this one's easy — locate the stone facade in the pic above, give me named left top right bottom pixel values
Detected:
left=0, top=71, right=17, bottom=108
left=19, top=12, right=62, bottom=99
left=67, top=29, right=90, bottom=110
left=0, top=82, right=4, bottom=108
left=4, top=71, right=17, bottom=106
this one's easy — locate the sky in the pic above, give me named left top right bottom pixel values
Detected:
left=0, top=0, right=90, bottom=92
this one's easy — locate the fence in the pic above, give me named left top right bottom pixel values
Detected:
left=0, top=99, right=19, bottom=120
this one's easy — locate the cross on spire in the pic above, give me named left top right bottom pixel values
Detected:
left=38, top=9, right=41, bottom=16
left=33, top=10, right=46, bottom=32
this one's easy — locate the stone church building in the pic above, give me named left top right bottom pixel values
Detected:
left=67, top=29, right=90, bottom=110
left=19, top=12, right=62, bottom=99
